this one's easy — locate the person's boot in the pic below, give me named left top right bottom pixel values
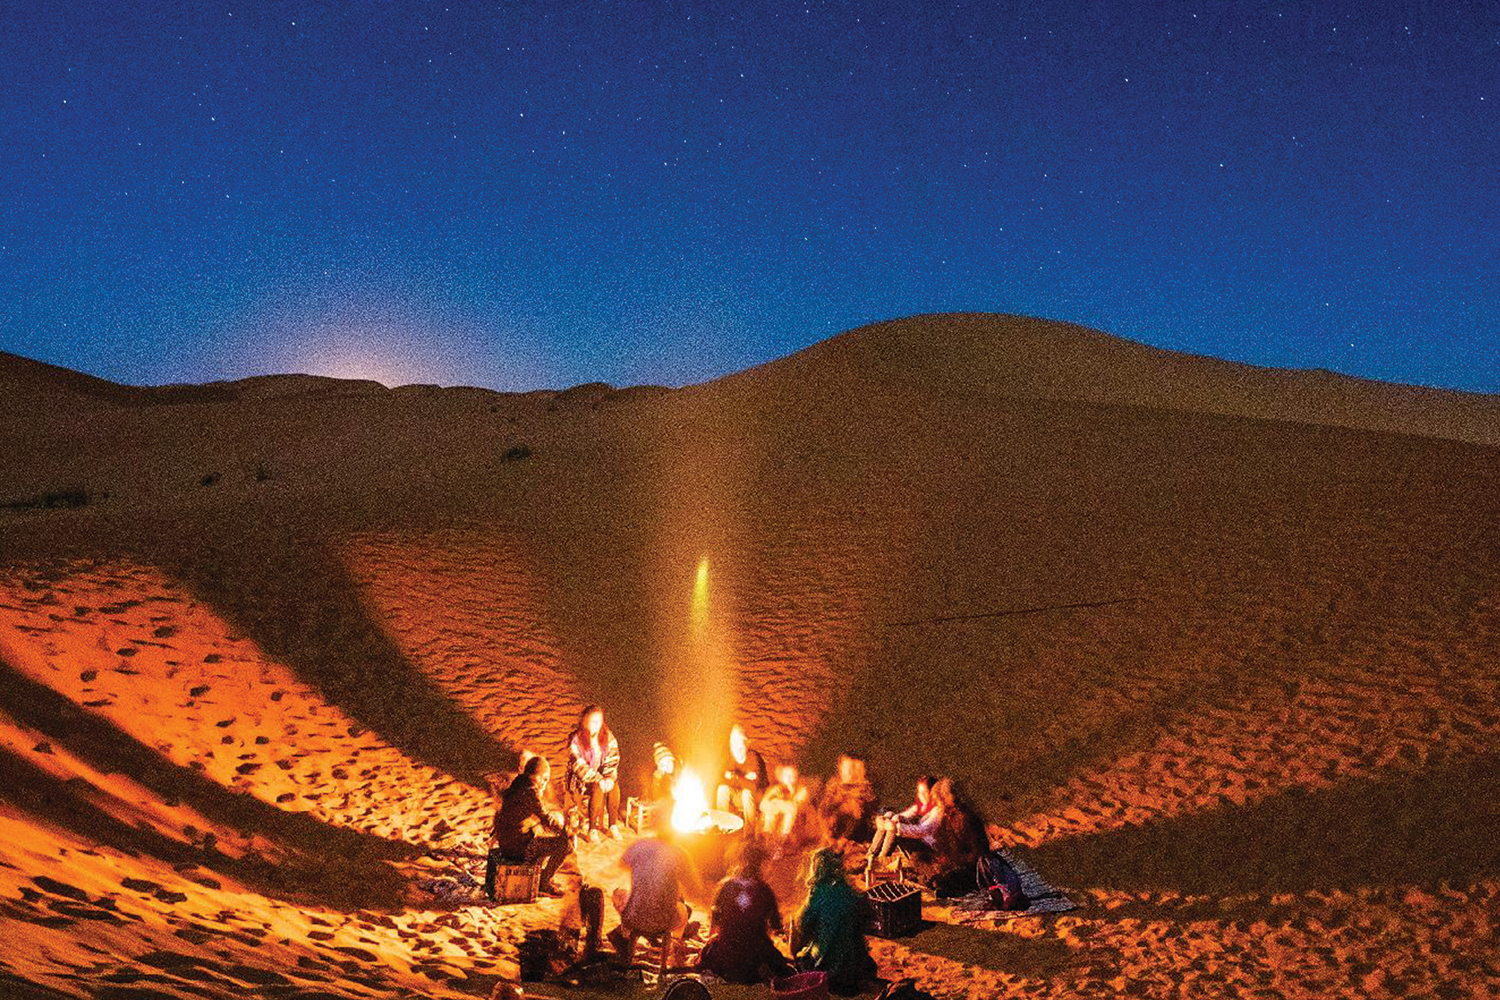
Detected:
left=607, top=927, right=634, bottom=966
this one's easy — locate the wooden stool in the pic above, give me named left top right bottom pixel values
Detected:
left=640, top=929, right=676, bottom=979
left=613, top=926, right=679, bottom=979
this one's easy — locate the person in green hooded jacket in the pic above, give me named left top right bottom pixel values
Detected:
left=791, top=849, right=877, bottom=995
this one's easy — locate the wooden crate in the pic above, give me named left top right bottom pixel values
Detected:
left=492, top=862, right=541, bottom=904
left=867, top=881, right=922, bottom=938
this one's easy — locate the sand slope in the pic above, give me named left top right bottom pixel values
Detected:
left=1, top=313, right=1498, bottom=998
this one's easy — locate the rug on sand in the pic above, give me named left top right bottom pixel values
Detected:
left=949, top=848, right=1076, bottom=923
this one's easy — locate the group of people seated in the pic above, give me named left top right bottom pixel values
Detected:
left=608, top=808, right=878, bottom=993
left=484, top=704, right=994, bottom=992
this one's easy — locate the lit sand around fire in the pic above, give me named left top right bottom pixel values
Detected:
left=2, top=314, right=1499, bottom=998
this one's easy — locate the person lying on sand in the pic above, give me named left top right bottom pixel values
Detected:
left=609, top=809, right=704, bottom=966
left=566, top=705, right=624, bottom=841
left=488, top=755, right=572, bottom=899
left=698, top=838, right=794, bottom=984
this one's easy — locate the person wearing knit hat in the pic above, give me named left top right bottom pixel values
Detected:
left=651, top=742, right=678, bottom=801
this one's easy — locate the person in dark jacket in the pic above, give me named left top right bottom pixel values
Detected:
left=487, top=755, right=571, bottom=898
left=715, top=724, right=768, bottom=824
left=817, top=755, right=877, bottom=845
left=698, top=839, right=794, bottom=983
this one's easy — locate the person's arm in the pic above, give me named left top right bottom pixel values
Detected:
left=894, top=802, right=920, bottom=821
left=897, top=803, right=943, bottom=839
left=569, top=736, right=603, bottom=785
left=709, top=880, right=731, bottom=934
left=765, top=885, right=784, bottom=933
left=679, top=848, right=705, bottom=900
left=601, top=734, right=620, bottom=783
left=793, top=901, right=816, bottom=956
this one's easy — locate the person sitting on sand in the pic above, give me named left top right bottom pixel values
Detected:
left=566, top=705, right=623, bottom=841
left=609, top=808, right=703, bottom=966
left=918, top=778, right=988, bottom=897
left=650, top=741, right=679, bottom=801
left=868, top=773, right=940, bottom=864
left=716, top=724, right=768, bottom=824
left=487, top=755, right=571, bottom=899
left=698, top=838, right=794, bottom=984
left=817, top=755, right=877, bottom=845
left=760, top=763, right=814, bottom=841
left=792, top=849, right=877, bottom=996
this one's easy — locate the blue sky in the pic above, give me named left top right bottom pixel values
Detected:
left=3, top=0, right=1496, bottom=392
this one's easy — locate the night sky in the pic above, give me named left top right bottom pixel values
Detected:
left=3, top=1, right=1496, bottom=393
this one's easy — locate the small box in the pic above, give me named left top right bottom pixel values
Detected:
left=867, top=881, right=922, bottom=938
left=492, top=862, right=541, bottom=904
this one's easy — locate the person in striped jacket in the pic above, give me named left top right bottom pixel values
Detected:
left=566, top=704, right=623, bottom=841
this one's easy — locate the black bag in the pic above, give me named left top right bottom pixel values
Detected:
left=976, top=849, right=1029, bottom=911
left=878, top=979, right=939, bottom=1000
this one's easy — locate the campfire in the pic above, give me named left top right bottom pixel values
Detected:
left=668, top=767, right=744, bottom=880
left=670, top=768, right=743, bottom=835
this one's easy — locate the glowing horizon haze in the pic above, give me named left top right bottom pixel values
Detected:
left=2, top=1, right=1496, bottom=394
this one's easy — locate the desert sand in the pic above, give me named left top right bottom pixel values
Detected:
left=1, top=313, right=1498, bottom=998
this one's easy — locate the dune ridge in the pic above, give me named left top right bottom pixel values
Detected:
left=1, top=313, right=1497, bottom=998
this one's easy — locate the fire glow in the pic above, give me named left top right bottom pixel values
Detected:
left=671, top=767, right=713, bottom=833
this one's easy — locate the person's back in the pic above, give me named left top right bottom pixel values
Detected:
left=619, top=835, right=695, bottom=935
left=701, top=874, right=787, bottom=982
left=796, top=850, right=875, bottom=995
left=700, top=840, right=791, bottom=984
left=929, top=782, right=987, bottom=896
left=494, top=772, right=547, bottom=854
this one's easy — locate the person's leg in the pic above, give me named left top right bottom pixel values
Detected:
left=761, top=934, right=795, bottom=978
left=583, top=782, right=605, bottom=832
left=604, top=782, right=621, bottom=826
left=737, top=787, right=756, bottom=824
left=869, top=823, right=891, bottom=860
left=716, top=784, right=732, bottom=812
left=565, top=785, right=584, bottom=834
left=609, top=889, right=637, bottom=964
left=527, top=835, right=569, bottom=889
left=483, top=847, right=502, bottom=900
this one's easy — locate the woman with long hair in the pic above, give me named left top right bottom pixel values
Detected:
left=698, top=838, right=794, bottom=983
left=565, top=704, right=622, bottom=840
left=791, top=849, right=877, bottom=995
left=926, top=778, right=988, bottom=896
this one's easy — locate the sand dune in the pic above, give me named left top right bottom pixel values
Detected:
left=1, top=313, right=1498, bottom=998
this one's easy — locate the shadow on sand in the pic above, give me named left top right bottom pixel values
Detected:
left=0, top=654, right=415, bottom=912
left=1031, top=751, right=1500, bottom=896
left=157, top=530, right=516, bottom=787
